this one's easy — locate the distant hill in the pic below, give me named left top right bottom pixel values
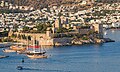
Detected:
left=1, top=0, right=120, bottom=10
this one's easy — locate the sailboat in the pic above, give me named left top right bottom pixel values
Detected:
left=26, top=37, right=47, bottom=59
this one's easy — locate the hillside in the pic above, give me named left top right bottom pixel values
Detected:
left=1, top=0, right=89, bottom=9
left=1, top=0, right=120, bottom=9
left=2, top=0, right=64, bottom=9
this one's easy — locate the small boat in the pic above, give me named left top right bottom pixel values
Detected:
left=10, top=46, right=26, bottom=51
left=2, top=49, right=16, bottom=53
left=16, top=66, right=23, bottom=70
left=0, top=55, right=9, bottom=59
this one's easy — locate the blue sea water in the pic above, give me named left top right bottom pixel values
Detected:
left=0, top=29, right=120, bottom=72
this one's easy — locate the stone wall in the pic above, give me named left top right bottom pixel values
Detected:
left=15, top=32, right=47, bottom=39
left=12, top=32, right=73, bottom=46
left=53, top=38, right=72, bottom=46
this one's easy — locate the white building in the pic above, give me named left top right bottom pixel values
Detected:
left=112, top=22, right=120, bottom=28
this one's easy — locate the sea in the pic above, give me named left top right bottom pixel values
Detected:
left=0, top=29, right=120, bottom=72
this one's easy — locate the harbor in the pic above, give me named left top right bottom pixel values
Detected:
left=0, top=0, right=120, bottom=72
left=0, top=29, right=119, bottom=72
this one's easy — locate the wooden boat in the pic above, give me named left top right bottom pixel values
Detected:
left=27, top=54, right=47, bottom=59
left=26, top=46, right=48, bottom=59
left=0, top=55, right=9, bottom=58
left=10, top=45, right=26, bottom=51
left=2, top=49, right=16, bottom=53
left=26, top=37, right=48, bottom=59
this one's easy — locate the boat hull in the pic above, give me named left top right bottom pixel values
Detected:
left=10, top=46, right=26, bottom=51
left=17, top=50, right=31, bottom=54
left=2, top=49, right=16, bottom=53
left=27, top=54, right=47, bottom=59
left=0, top=56, right=9, bottom=58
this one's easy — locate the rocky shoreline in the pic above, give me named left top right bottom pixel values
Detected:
left=53, top=37, right=115, bottom=46
left=71, top=38, right=115, bottom=45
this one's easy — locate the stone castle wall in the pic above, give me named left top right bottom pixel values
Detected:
left=12, top=32, right=72, bottom=46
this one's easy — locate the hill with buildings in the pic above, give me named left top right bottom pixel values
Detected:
left=0, top=0, right=117, bottom=45
left=1, top=0, right=119, bottom=10
left=1, top=0, right=95, bottom=9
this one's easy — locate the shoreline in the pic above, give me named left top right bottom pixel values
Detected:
left=67, top=38, right=115, bottom=46
left=0, top=38, right=115, bottom=48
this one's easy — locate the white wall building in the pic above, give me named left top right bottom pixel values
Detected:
left=112, top=22, right=120, bottom=27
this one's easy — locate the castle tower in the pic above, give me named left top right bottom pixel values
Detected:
left=46, top=28, right=52, bottom=39
left=93, top=23, right=103, bottom=38
left=54, top=18, right=62, bottom=28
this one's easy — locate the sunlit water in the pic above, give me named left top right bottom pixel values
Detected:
left=0, top=29, right=120, bottom=72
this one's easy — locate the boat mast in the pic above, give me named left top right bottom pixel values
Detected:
left=40, top=41, right=41, bottom=53
left=33, top=36, right=36, bottom=52
left=26, top=34, right=29, bottom=50
left=20, top=34, right=22, bottom=47
left=40, top=40, right=46, bottom=53
left=37, top=38, right=41, bottom=53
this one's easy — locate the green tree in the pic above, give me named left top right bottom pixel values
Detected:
left=82, top=36, right=89, bottom=40
left=56, top=27, right=68, bottom=33
left=36, top=23, right=47, bottom=33
left=11, top=34, right=17, bottom=38
left=23, top=26, right=30, bottom=32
